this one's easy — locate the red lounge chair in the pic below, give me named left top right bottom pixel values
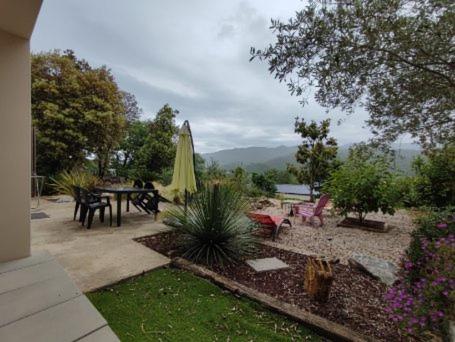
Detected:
left=293, top=194, right=330, bottom=227
left=247, top=213, right=292, bottom=241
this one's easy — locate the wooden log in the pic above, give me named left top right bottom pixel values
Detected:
left=304, top=257, right=334, bottom=303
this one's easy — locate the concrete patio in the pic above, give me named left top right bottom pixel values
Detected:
left=0, top=251, right=119, bottom=341
left=31, top=196, right=171, bottom=292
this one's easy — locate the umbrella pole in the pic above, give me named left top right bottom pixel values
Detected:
left=184, top=189, right=188, bottom=212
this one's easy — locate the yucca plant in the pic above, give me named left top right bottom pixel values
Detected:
left=52, top=170, right=100, bottom=199
left=166, top=183, right=257, bottom=266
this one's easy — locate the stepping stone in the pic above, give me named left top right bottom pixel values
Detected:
left=246, top=257, right=289, bottom=272
left=55, top=197, right=72, bottom=203
left=348, top=253, right=398, bottom=286
left=31, top=212, right=50, bottom=220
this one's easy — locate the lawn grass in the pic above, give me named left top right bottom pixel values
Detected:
left=87, top=268, right=321, bottom=341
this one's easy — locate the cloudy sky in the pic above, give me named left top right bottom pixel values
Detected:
left=31, top=0, right=374, bottom=153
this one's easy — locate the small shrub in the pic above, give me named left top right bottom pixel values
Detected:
left=412, top=145, right=455, bottom=208
left=165, top=183, right=257, bottom=266
left=52, top=170, right=99, bottom=199
left=229, top=166, right=249, bottom=194
left=251, top=172, right=276, bottom=197
left=323, top=158, right=399, bottom=222
left=394, top=176, right=421, bottom=208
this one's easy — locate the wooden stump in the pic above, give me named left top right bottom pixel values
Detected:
left=304, top=257, right=334, bottom=302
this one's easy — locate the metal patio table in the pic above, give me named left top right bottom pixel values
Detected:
left=95, top=187, right=154, bottom=227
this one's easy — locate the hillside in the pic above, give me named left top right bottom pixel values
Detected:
left=202, top=145, right=421, bottom=174
left=203, top=146, right=297, bottom=166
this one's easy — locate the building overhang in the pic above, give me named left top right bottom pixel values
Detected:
left=0, top=0, right=42, bottom=39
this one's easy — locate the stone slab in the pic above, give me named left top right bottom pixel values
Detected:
left=0, top=251, right=53, bottom=275
left=31, top=212, right=50, bottom=220
left=0, top=259, right=66, bottom=295
left=246, top=257, right=289, bottom=272
left=0, top=296, right=108, bottom=342
left=348, top=253, right=398, bottom=286
left=78, top=326, right=120, bottom=342
left=0, top=274, right=80, bottom=327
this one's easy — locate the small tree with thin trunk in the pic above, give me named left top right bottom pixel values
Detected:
left=288, top=118, right=337, bottom=201
left=323, top=145, right=399, bottom=223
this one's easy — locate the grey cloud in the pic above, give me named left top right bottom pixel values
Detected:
left=32, top=0, right=375, bottom=153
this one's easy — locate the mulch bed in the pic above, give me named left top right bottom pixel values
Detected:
left=337, top=217, right=391, bottom=233
left=135, top=232, right=407, bottom=341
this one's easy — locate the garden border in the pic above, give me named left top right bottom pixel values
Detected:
left=171, top=257, right=377, bottom=342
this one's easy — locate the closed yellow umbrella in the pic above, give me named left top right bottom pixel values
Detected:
left=169, top=121, right=197, bottom=207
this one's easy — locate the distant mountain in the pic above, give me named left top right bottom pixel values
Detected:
left=203, top=146, right=297, bottom=168
left=202, top=145, right=422, bottom=174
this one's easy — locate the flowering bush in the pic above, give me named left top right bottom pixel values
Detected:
left=385, top=210, right=455, bottom=337
left=408, top=208, right=455, bottom=283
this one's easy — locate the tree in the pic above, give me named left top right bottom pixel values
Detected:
left=264, top=168, right=298, bottom=185
left=323, top=149, right=400, bottom=223
left=112, top=120, right=150, bottom=177
left=230, top=166, right=249, bottom=193
left=251, top=1, right=455, bottom=149
left=121, top=91, right=142, bottom=124
left=287, top=118, right=337, bottom=200
left=32, top=50, right=126, bottom=177
left=251, top=172, right=277, bottom=197
left=412, top=144, right=455, bottom=207
left=204, top=160, right=227, bottom=182
left=81, top=67, right=126, bottom=177
left=132, top=104, right=179, bottom=180
left=194, top=153, right=206, bottom=188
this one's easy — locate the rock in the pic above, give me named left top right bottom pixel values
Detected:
left=259, top=199, right=275, bottom=207
left=250, top=198, right=275, bottom=211
left=162, top=217, right=182, bottom=228
left=348, top=253, right=398, bottom=286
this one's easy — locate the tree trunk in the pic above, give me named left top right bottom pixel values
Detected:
left=358, top=212, right=364, bottom=224
left=97, top=159, right=104, bottom=178
left=122, top=153, right=130, bottom=168
left=97, top=152, right=109, bottom=179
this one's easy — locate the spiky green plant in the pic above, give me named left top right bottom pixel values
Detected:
left=52, top=170, right=100, bottom=199
left=166, top=183, right=257, bottom=266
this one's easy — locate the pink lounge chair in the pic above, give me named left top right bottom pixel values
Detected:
left=247, top=213, right=292, bottom=241
left=293, top=194, right=330, bottom=227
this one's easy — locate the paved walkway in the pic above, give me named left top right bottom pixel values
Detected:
left=0, top=251, right=119, bottom=341
left=31, top=196, right=171, bottom=292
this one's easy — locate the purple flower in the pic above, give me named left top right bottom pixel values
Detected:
left=436, top=223, right=448, bottom=229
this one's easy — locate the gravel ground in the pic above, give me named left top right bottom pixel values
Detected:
left=259, top=201, right=416, bottom=266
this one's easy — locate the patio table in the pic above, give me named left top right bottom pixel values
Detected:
left=94, top=187, right=154, bottom=227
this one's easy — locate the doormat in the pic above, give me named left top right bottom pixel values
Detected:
left=31, top=212, right=50, bottom=220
